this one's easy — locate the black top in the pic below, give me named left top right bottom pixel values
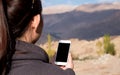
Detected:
left=8, top=40, right=75, bottom=75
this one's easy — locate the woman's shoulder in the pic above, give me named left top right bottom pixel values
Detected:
left=9, top=60, right=75, bottom=75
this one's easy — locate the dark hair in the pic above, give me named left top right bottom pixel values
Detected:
left=0, top=0, right=10, bottom=74
left=0, top=0, right=7, bottom=59
left=5, top=0, right=42, bottom=38
left=0, top=0, right=42, bottom=74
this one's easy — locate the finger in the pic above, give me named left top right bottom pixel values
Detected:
left=66, top=53, right=74, bottom=69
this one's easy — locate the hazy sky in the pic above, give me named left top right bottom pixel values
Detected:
left=42, top=0, right=120, bottom=7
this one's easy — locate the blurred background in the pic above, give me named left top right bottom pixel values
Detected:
left=37, top=0, right=120, bottom=75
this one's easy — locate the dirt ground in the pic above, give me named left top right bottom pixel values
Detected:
left=73, top=54, right=120, bottom=75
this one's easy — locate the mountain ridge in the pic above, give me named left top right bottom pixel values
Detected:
left=43, top=5, right=77, bottom=14
left=39, top=3, right=120, bottom=43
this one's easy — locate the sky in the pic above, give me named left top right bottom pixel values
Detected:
left=42, top=0, right=120, bottom=7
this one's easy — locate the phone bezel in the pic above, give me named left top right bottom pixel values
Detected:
left=55, top=40, right=71, bottom=65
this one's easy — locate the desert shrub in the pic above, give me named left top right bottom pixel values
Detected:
left=96, top=34, right=116, bottom=56
left=71, top=53, right=79, bottom=60
left=96, top=41, right=104, bottom=56
left=103, top=34, right=116, bottom=55
left=46, top=34, right=56, bottom=59
left=79, top=56, right=95, bottom=61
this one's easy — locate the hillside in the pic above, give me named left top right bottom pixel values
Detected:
left=39, top=36, right=120, bottom=75
left=40, top=36, right=120, bottom=58
left=43, top=5, right=76, bottom=14
left=38, top=3, right=120, bottom=44
left=75, top=2, right=120, bottom=12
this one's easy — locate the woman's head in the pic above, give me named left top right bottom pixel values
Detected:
left=0, top=0, right=43, bottom=74
left=4, top=0, right=43, bottom=43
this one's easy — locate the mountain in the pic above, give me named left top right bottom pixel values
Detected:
left=75, top=2, right=120, bottom=12
left=38, top=3, right=120, bottom=43
left=43, top=5, right=77, bottom=14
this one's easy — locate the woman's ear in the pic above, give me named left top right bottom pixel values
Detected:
left=31, top=14, right=40, bottom=29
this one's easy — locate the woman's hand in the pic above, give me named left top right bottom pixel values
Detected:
left=60, top=53, right=74, bottom=70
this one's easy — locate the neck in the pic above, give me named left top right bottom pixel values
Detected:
left=17, top=35, right=32, bottom=43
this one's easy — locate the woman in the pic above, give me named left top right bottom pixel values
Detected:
left=1, top=0, right=75, bottom=75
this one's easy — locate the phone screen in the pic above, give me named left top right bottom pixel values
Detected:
left=56, top=43, right=70, bottom=62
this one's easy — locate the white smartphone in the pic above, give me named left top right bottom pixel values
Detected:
left=55, top=40, right=71, bottom=66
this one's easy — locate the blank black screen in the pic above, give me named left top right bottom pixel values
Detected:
left=56, top=43, right=70, bottom=62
